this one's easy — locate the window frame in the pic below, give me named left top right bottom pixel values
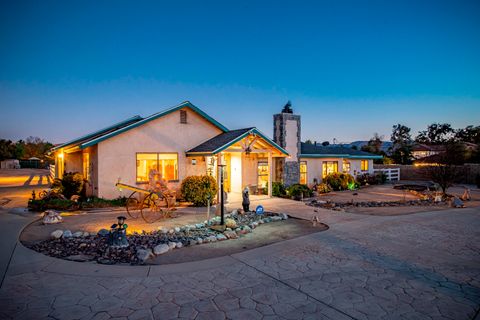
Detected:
left=299, top=161, right=307, bottom=185
left=257, top=160, right=269, bottom=189
left=361, top=160, right=369, bottom=171
left=135, top=152, right=179, bottom=184
left=322, top=161, right=338, bottom=178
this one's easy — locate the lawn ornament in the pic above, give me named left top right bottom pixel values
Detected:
left=108, top=216, right=129, bottom=247
left=242, top=187, right=250, bottom=212
left=312, top=215, right=320, bottom=227
left=42, top=210, right=63, bottom=225
left=460, top=187, right=471, bottom=201
left=115, top=175, right=176, bottom=224
left=255, top=205, right=264, bottom=215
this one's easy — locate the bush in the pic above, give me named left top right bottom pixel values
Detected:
left=272, top=182, right=286, bottom=197
left=316, top=182, right=332, bottom=194
left=181, top=175, right=218, bottom=206
left=287, top=184, right=313, bottom=199
left=323, top=173, right=355, bottom=191
left=28, top=198, right=78, bottom=211
left=356, top=172, right=387, bottom=186
left=53, top=172, right=85, bottom=199
left=82, top=197, right=127, bottom=208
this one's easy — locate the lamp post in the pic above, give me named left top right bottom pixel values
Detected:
left=218, top=163, right=226, bottom=226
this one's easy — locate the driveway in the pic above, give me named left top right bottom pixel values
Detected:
left=0, top=200, right=479, bottom=319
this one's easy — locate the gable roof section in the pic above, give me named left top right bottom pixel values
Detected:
left=52, top=101, right=228, bottom=151
left=187, top=127, right=289, bottom=156
left=300, top=143, right=382, bottom=159
left=51, top=115, right=143, bottom=152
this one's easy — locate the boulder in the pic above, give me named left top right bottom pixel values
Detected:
left=176, top=242, right=183, bottom=248
left=153, top=244, right=170, bottom=255
left=42, top=210, right=63, bottom=225
left=137, top=249, right=153, bottom=262
left=225, top=218, right=237, bottom=229
left=280, top=213, right=289, bottom=220
left=174, top=227, right=181, bottom=233
left=97, top=229, right=109, bottom=237
left=83, top=232, right=90, bottom=237
left=73, top=231, right=83, bottom=238
left=62, top=230, right=72, bottom=238
left=206, top=235, right=217, bottom=242
left=243, top=226, right=252, bottom=233
left=224, top=230, right=238, bottom=239
left=50, top=230, right=63, bottom=239
left=195, top=223, right=205, bottom=229
left=168, top=242, right=177, bottom=250
left=196, top=237, right=203, bottom=244
left=216, top=234, right=227, bottom=241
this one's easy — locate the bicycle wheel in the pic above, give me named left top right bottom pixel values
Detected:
left=126, top=192, right=142, bottom=219
left=141, top=193, right=166, bottom=223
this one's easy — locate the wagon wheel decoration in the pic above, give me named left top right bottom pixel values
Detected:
left=125, top=191, right=142, bottom=219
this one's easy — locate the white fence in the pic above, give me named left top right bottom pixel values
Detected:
left=374, top=168, right=400, bottom=181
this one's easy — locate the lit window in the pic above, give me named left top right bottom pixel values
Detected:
left=322, top=161, right=338, bottom=178
left=361, top=160, right=369, bottom=171
left=342, top=160, right=350, bottom=173
left=82, top=153, right=90, bottom=181
left=299, top=161, right=307, bottom=184
left=257, top=161, right=269, bottom=190
left=136, top=153, right=178, bottom=183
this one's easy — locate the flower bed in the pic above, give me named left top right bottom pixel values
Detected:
left=26, top=210, right=288, bottom=265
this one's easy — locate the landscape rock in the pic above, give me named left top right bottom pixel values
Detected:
left=50, top=230, right=63, bottom=239
left=174, top=227, right=181, bottom=233
left=83, top=232, right=90, bottom=237
left=168, top=242, right=177, bottom=250
left=73, top=231, right=83, bottom=238
left=42, top=210, right=63, bottom=225
left=206, top=235, right=217, bottom=242
left=224, top=230, right=238, bottom=239
left=176, top=242, right=183, bottom=248
left=153, top=244, right=170, bottom=255
left=196, top=237, right=203, bottom=244
left=225, top=218, right=237, bottom=229
left=62, top=230, right=72, bottom=238
left=97, top=229, right=109, bottom=237
left=452, top=197, right=465, bottom=208
left=137, top=248, right=154, bottom=262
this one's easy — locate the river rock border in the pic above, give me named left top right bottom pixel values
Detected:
left=26, top=210, right=289, bottom=265
left=308, top=199, right=448, bottom=211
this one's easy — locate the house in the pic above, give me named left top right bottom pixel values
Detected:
left=412, top=144, right=446, bottom=159
left=272, top=103, right=381, bottom=186
left=52, top=101, right=381, bottom=199
left=51, top=101, right=288, bottom=199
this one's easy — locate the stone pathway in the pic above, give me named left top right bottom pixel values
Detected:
left=0, top=202, right=479, bottom=319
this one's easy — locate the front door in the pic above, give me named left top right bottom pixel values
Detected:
left=230, top=153, right=242, bottom=193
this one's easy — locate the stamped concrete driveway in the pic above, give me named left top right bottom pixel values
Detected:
left=0, top=201, right=479, bottom=319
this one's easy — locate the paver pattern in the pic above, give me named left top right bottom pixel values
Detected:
left=0, top=202, right=479, bottom=319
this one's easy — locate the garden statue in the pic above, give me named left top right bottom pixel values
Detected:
left=109, top=216, right=129, bottom=247
left=461, top=187, right=471, bottom=201
left=42, top=210, right=63, bottom=225
left=242, top=187, right=250, bottom=212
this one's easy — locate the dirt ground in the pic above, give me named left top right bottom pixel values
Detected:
left=0, top=168, right=50, bottom=208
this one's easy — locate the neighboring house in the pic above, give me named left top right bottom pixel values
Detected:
left=412, top=144, right=446, bottom=159
left=272, top=103, right=381, bottom=187
left=0, top=159, right=20, bottom=169
left=51, top=101, right=288, bottom=199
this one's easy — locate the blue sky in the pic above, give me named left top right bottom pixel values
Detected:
left=0, top=0, right=479, bottom=144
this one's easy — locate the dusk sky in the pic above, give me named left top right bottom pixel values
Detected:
left=1, top=0, right=479, bottom=144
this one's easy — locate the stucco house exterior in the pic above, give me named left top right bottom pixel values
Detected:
left=51, top=101, right=288, bottom=199
left=52, top=101, right=380, bottom=199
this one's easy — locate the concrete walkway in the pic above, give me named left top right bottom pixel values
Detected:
left=0, top=200, right=479, bottom=319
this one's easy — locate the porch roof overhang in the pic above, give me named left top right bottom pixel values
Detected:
left=186, top=127, right=289, bottom=157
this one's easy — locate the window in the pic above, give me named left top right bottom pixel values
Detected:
left=136, top=153, right=178, bottom=183
left=299, top=161, right=307, bottom=184
left=82, top=153, right=90, bottom=181
left=180, top=110, right=187, bottom=124
left=342, top=160, right=350, bottom=173
left=257, top=161, right=269, bottom=190
left=361, top=160, right=369, bottom=171
left=322, top=161, right=338, bottom=178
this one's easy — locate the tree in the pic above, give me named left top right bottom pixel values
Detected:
left=422, top=142, right=465, bottom=194
left=390, top=124, right=413, bottom=164
left=415, top=123, right=454, bottom=145
left=321, top=141, right=330, bottom=146
left=361, top=133, right=386, bottom=164
left=304, top=139, right=313, bottom=145
left=0, top=139, right=17, bottom=161
left=22, top=136, right=53, bottom=160
left=455, top=125, right=480, bottom=144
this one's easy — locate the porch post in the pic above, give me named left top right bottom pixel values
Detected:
left=268, top=152, right=272, bottom=197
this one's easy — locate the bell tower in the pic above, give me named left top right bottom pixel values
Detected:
left=273, top=101, right=301, bottom=186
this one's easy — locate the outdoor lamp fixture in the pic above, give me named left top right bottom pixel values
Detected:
left=211, top=163, right=226, bottom=231
left=58, top=152, right=64, bottom=159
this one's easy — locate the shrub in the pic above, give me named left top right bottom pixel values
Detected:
left=272, top=182, right=286, bottom=197
left=181, top=175, right=218, bottom=206
left=323, top=173, right=355, bottom=191
left=55, top=172, right=85, bottom=199
left=316, top=182, right=332, bottom=194
left=28, top=198, right=78, bottom=211
left=287, top=184, right=313, bottom=199
left=356, top=172, right=387, bottom=186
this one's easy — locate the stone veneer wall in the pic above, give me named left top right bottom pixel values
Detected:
left=273, top=112, right=301, bottom=186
